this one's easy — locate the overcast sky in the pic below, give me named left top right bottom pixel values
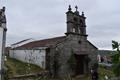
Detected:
left=1, top=0, right=120, bottom=50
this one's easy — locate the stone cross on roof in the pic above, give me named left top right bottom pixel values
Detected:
left=75, top=5, right=78, bottom=11
left=68, top=5, right=72, bottom=11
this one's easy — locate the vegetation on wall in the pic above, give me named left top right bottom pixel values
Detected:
left=84, top=56, right=91, bottom=66
left=53, top=50, right=61, bottom=77
left=67, top=50, right=76, bottom=72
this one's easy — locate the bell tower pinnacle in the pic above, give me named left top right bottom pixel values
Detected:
left=65, top=5, right=87, bottom=37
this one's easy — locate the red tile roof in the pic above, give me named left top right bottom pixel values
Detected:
left=14, top=36, right=66, bottom=49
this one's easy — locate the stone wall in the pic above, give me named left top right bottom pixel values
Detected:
left=48, top=35, right=98, bottom=77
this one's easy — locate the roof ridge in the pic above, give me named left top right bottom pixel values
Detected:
left=13, top=36, right=66, bottom=49
left=33, top=36, right=66, bottom=42
left=11, top=38, right=33, bottom=45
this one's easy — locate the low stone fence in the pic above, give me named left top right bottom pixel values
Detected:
left=111, top=77, right=120, bottom=80
left=8, top=71, right=49, bottom=80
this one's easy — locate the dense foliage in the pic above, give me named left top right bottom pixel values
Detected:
left=111, top=40, right=120, bottom=76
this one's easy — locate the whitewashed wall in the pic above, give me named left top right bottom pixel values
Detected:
left=9, top=48, right=46, bottom=69
left=0, top=27, right=3, bottom=72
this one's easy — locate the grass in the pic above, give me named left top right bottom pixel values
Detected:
left=5, top=56, right=44, bottom=77
left=5, top=57, right=115, bottom=80
left=61, top=67, right=114, bottom=80
left=72, top=75, right=90, bottom=80
left=98, top=65, right=114, bottom=80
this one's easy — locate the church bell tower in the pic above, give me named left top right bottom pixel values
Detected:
left=65, top=5, right=88, bottom=37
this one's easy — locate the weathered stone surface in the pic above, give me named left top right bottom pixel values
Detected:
left=47, top=6, right=98, bottom=77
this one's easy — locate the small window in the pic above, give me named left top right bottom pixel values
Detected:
left=80, top=19, right=84, bottom=26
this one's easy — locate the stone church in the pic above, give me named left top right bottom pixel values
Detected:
left=9, top=6, right=98, bottom=77
left=47, top=6, right=98, bottom=77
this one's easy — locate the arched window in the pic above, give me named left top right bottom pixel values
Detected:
left=74, top=17, right=78, bottom=23
left=80, top=19, right=84, bottom=26
left=72, top=28, right=75, bottom=32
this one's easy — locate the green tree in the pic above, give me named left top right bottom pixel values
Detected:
left=111, top=40, right=120, bottom=76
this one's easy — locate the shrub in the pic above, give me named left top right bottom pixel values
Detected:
left=111, top=40, right=120, bottom=76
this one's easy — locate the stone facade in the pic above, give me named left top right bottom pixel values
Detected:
left=47, top=6, right=98, bottom=77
